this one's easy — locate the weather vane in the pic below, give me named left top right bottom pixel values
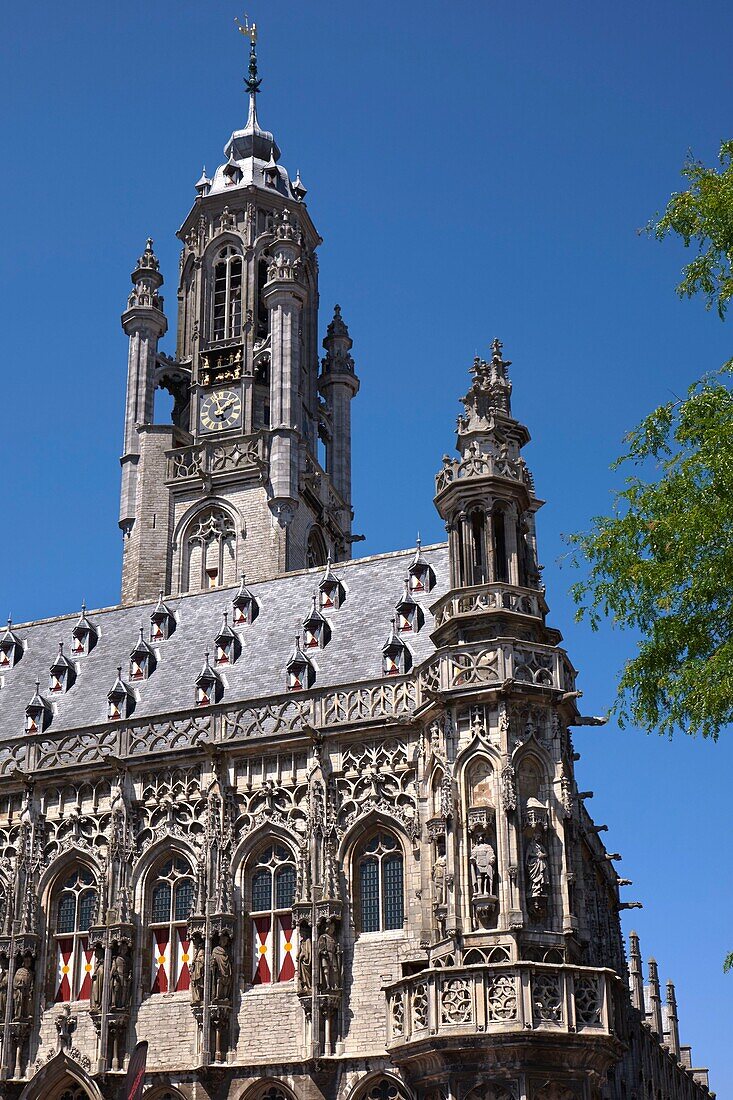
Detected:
left=235, top=13, right=261, bottom=95
left=234, top=13, right=257, bottom=44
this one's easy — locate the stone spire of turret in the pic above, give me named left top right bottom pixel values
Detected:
left=119, top=239, right=168, bottom=568
left=648, top=957, right=664, bottom=1037
left=320, top=305, right=360, bottom=508
left=666, top=979, right=681, bottom=1059
left=628, top=930, right=645, bottom=1012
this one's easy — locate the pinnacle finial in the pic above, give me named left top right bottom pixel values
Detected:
left=236, top=14, right=261, bottom=96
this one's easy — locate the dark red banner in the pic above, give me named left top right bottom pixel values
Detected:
left=125, top=1040, right=148, bottom=1100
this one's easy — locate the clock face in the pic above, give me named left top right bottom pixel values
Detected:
left=199, top=388, right=243, bottom=434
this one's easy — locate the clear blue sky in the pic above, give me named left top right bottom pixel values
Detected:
left=2, top=0, right=731, bottom=1088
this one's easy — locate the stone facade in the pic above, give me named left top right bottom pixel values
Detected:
left=0, top=23, right=714, bottom=1100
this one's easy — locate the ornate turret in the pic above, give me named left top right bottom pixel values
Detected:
left=431, top=341, right=550, bottom=646
left=319, top=305, right=360, bottom=511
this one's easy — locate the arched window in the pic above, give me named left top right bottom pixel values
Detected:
left=469, top=509, right=488, bottom=585
left=249, top=844, right=297, bottom=985
left=306, top=526, right=328, bottom=569
left=149, top=856, right=194, bottom=994
left=492, top=506, right=509, bottom=583
left=211, top=246, right=242, bottom=341
left=357, top=831, right=404, bottom=933
left=184, top=506, right=237, bottom=592
left=52, top=866, right=98, bottom=1003
left=256, top=258, right=269, bottom=338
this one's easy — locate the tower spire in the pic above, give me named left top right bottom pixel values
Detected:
left=236, top=14, right=261, bottom=128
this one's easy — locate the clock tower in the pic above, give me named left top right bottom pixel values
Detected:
left=119, top=22, right=360, bottom=604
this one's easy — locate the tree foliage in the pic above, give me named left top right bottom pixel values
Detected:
left=569, top=141, right=733, bottom=742
left=649, top=140, right=733, bottom=317
left=568, top=369, right=733, bottom=739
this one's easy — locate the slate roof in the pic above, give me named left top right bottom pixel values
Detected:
left=0, top=543, right=448, bottom=740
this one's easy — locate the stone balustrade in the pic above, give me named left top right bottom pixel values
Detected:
left=166, top=432, right=267, bottom=484
left=385, top=961, right=618, bottom=1049
left=431, top=582, right=546, bottom=629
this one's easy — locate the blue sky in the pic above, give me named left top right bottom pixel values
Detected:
left=2, top=0, right=731, bottom=1087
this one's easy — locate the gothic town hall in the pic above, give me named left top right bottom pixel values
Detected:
left=0, top=23, right=714, bottom=1100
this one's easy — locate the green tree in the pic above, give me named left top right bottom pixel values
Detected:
left=567, top=140, right=733, bottom=971
left=569, top=140, right=733, bottom=739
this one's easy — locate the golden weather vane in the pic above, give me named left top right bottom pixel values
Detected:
left=234, top=13, right=257, bottom=44
left=235, top=13, right=261, bottom=94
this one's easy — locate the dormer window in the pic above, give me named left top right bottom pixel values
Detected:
left=108, top=668, right=135, bottom=721
left=25, top=680, right=52, bottom=733
left=318, top=558, right=345, bottom=611
left=222, top=157, right=243, bottom=187
left=382, top=620, right=412, bottom=677
left=71, top=603, right=98, bottom=656
left=212, top=246, right=243, bottom=342
left=215, top=612, right=240, bottom=666
left=263, top=148, right=279, bottom=188
left=232, top=574, right=258, bottom=627
left=408, top=538, right=436, bottom=594
left=395, top=580, right=424, bottom=634
left=196, top=653, right=223, bottom=707
left=49, top=643, right=76, bottom=694
left=150, top=592, right=176, bottom=642
left=286, top=636, right=315, bottom=692
left=0, top=619, right=23, bottom=669
left=130, top=628, right=157, bottom=682
left=302, top=595, right=331, bottom=650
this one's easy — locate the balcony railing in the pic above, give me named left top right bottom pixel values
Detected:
left=166, top=432, right=267, bottom=484
left=385, top=962, right=617, bottom=1048
left=431, top=583, right=545, bottom=629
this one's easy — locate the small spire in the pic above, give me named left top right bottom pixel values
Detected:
left=666, top=979, right=681, bottom=1059
left=648, top=957, right=664, bottom=1037
left=292, top=169, right=307, bottom=201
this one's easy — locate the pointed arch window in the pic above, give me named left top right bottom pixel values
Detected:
left=149, top=856, right=194, bottom=995
left=356, top=831, right=404, bottom=933
left=492, top=506, right=509, bottom=584
left=249, top=844, right=297, bottom=985
left=52, top=866, right=98, bottom=1003
left=184, top=507, right=237, bottom=592
left=211, top=245, right=243, bottom=342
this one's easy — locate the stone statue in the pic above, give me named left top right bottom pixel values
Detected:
left=55, top=1004, right=75, bottom=1052
left=525, top=838, right=549, bottom=899
left=432, top=853, right=447, bottom=907
left=471, top=836, right=497, bottom=896
left=190, top=941, right=205, bottom=1007
left=317, top=920, right=342, bottom=993
left=89, top=953, right=104, bottom=1011
left=297, top=928, right=312, bottom=994
left=210, top=932, right=232, bottom=1003
left=110, top=944, right=131, bottom=1009
left=12, top=954, right=33, bottom=1021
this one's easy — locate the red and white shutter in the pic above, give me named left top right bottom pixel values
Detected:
left=252, top=915, right=272, bottom=985
left=277, top=913, right=296, bottom=983
left=151, top=927, right=171, bottom=994
left=77, top=936, right=94, bottom=1000
left=54, top=937, right=74, bottom=1003
left=175, top=927, right=191, bottom=992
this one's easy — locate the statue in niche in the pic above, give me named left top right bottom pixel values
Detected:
left=110, top=944, right=131, bottom=1009
left=525, top=837, right=549, bottom=900
left=12, top=954, right=33, bottom=1020
left=470, top=834, right=496, bottom=896
left=317, top=920, right=342, bottom=993
left=432, top=852, right=448, bottom=907
left=297, top=926, right=312, bottom=994
left=89, top=953, right=104, bottom=1011
left=190, top=941, right=205, bottom=1007
left=210, top=932, right=233, bottom=1003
